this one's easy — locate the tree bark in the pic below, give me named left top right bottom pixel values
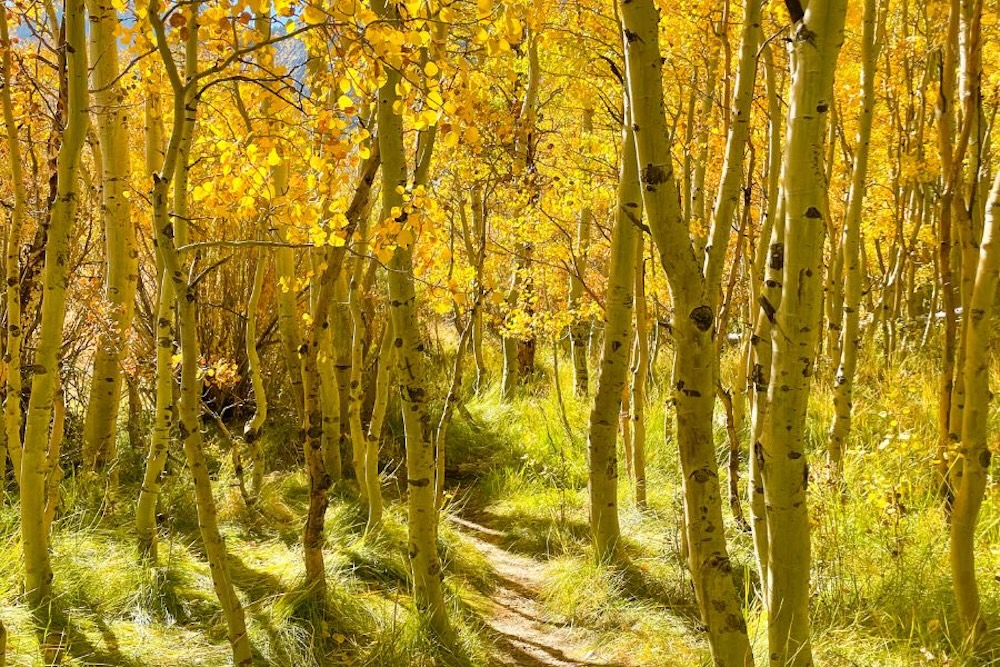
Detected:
left=588, top=118, right=640, bottom=562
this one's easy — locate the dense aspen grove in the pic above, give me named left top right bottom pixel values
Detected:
left=0, top=0, right=999, bottom=664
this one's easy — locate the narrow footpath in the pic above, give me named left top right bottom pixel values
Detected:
left=450, top=516, right=629, bottom=667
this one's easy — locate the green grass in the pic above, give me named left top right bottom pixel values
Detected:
left=3, top=335, right=1000, bottom=666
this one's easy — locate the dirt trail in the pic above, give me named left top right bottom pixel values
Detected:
left=450, top=516, right=627, bottom=667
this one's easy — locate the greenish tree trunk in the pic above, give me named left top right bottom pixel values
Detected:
left=588, top=118, right=640, bottom=562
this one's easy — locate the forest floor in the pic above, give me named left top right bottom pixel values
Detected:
left=449, top=515, right=628, bottom=667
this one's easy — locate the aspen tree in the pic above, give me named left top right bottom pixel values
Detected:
left=704, top=0, right=762, bottom=298
left=349, top=226, right=373, bottom=505
left=469, top=190, right=488, bottom=393
left=272, top=161, right=304, bottom=421
left=947, top=0, right=983, bottom=450
left=948, top=0, right=992, bottom=646
left=587, top=117, right=640, bottom=562
left=136, top=89, right=172, bottom=559
left=373, top=0, right=449, bottom=632
left=951, top=169, right=1000, bottom=648
left=501, top=254, right=526, bottom=400
left=569, top=108, right=594, bottom=397
left=243, top=248, right=267, bottom=496
left=502, top=30, right=540, bottom=399
left=1, top=3, right=26, bottom=483
left=457, top=189, right=488, bottom=393
left=760, top=0, right=847, bottom=663
left=748, top=208, right=783, bottom=591
left=935, top=0, right=963, bottom=508
left=42, top=379, right=65, bottom=535
left=630, top=242, right=650, bottom=508
left=428, top=120, right=482, bottom=509
left=240, top=5, right=279, bottom=487
left=620, top=0, right=754, bottom=661
left=20, top=0, right=88, bottom=606
left=364, top=325, right=392, bottom=531
left=316, top=271, right=343, bottom=481
left=435, top=310, right=478, bottom=509
left=81, top=0, right=138, bottom=475
left=299, top=150, right=379, bottom=597
left=299, top=266, right=333, bottom=599
left=828, top=0, right=884, bottom=476
left=148, top=4, right=253, bottom=661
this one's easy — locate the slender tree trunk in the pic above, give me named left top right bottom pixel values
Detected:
left=243, top=248, right=267, bottom=497
left=570, top=109, right=594, bottom=397
left=631, top=242, right=650, bottom=509
left=760, top=2, right=847, bottom=664
left=588, top=119, right=640, bottom=562
left=620, top=0, right=754, bottom=662
left=936, top=0, right=963, bottom=511
left=374, top=0, right=449, bottom=633
left=435, top=311, right=476, bottom=509
left=81, top=0, right=138, bottom=476
left=951, top=169, right=1000, bottom=648
left=148, top=5, right=253, bottom=662
left=349, top=229, right=373, bottom=507
left=1, top=4, right=26, bottom=485
left=136, top=90, right=170, bottom=560
left=42, top=379, right=65, bottom=535
left=828, top=0, right=883, bottom=477
left=364, top=325, right=391, bottom=531
left=20, top=0, right=88, bottom=606
left=273, top=162, right=304, bottom=421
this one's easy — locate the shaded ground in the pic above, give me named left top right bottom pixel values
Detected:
left=450, top=516, right=628, bottom=667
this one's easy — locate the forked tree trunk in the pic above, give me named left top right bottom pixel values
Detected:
left=620, top=0, right=754, bottom=662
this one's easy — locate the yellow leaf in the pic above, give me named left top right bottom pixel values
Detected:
left=303, top=3, right=325, bottom=25
left=337, top=94, right=354, bottom=110
left=443, top=131, right=459, bottom=147
left=266, top=148, right=282, bottom=167
left=424, top=60, right=439, bottom=77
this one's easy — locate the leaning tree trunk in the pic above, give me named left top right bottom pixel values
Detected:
left=148, top=4, right=253, bottom=662
left=587, top=117, right=640, bottom=562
